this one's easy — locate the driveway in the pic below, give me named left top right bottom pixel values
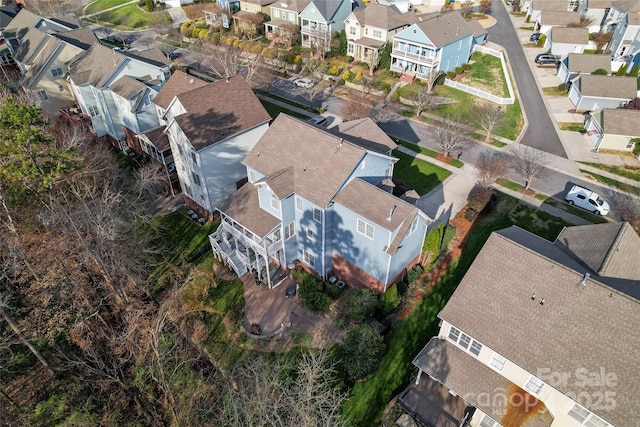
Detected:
left=487, top=0, right=568, bottom=158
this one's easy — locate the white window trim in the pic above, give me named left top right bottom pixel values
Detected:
left=303, top=249, right=315, bottom=267
left=489, top=352, right=507, bottom=371
left=313, top=207, right=322, bottom=223
left=306, top=228, right=314, bottom=240
left=357, top=218, right=374, bottom=239
left=295, top=196, right=303, bottom=212
left=270, top=196, right=280, bottom=212
left=284, top=222, right=295, bottom=240
left=524, top=375, right=544, bottom=395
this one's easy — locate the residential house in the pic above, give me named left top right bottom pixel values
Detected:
left=264, top=0, right=308, bottom=46
left=67, top=44, right=171, bottom=150
left=546, top=26, right=590, bottom=55
left=557, top=52, right=611, bottom=82
left=577, top=0, right=613, bottom=33
left=344, top=3, right=418, bottom=63
left=299, top=0, right=361, bottom=52
left=13, top=26, right=96, bottom=115
left=399, top=222, right=640, bottom=427
left=232, top=0, right=275, bottom=37
left=537, top=11, right=582, bottom=35
left=378, top=0, right=411, bottom=13
left=527, top=0, right=574, bottom=24
left=568, top=74, right=636, bottom=111
left=468, top=18, right=489, bottom=45
left=162, top=75, right=271, bottom=216
left=0, top=1, right=20, bottom=65
left=585, top=107, right=640, bottom=151
left=210, top=113, right=430, bottom=291
left=390, top=11, right=478, bottom=76
left=328, top=116, right=398, bottom=156
left=238, top=0, right=274, bottom=14
left=607, top=9, right=640, bottom=60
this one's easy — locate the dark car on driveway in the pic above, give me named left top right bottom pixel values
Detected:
left=535, top=53, right=560, bottom=65
left=530, top=32, right=541, bottom=42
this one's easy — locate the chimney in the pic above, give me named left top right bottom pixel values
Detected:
left=539, top=298, right=545, bottom=306
left=531, top=292, right=536, bottom=300
left=189, top=78, right=195, bottom=84
left=226, top=76, right=230, bottom=83
left=579, top=272, right=590, bottom=287
left=387, top=205, right=397, bottom=221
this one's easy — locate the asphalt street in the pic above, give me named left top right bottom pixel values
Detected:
left=487, top=0, right=569, bottom=158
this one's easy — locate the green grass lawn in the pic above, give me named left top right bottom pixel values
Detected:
left=395, top=139, right=464, bottom=168
left=558, top=122, right=585, bottom=133
left=92, top=4, right=170, bottom=29
left=578, top=161, right=640, bottom=182
left=543, top=86, right=569, bottom=97
left=260, top=100, right=310, bottom=120
left=392, top=150, right=452, bottom=195
left=459, top=52, right=508, bottom=97
left=543, top=198, right=609, bottom=223
left=580, top=169, right=640, bottom=195
left=259, top=92, right=309, bottom=110
left=496, top=178, right=522, bottom=191
left=84, top=0, right=132, bottom=15
left=342, top=192, right=571, bottom=427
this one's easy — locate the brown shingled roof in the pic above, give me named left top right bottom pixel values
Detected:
left=351, top=3, right=418, bottom=30
left=565, top=53, right=610, bottom=73
left=551, top=26, right=588, bottom=44
left=578, top=74, right=637, bottom=98
left=439, top=227, right=640, bottom=427
left=68, top=44, right=127, bottom=88
left=414, top=11, right=475, bottom=48
left=216, top=183, right=281, bottom=238
left=109, top=75, right=146, bottom=99
left=330, top=117, right=398, bottom=154
left=140, top=126, right=170, bottom=152
left=243, top=114, right=365, bottom=207
left=172, top=75, right=270, bottom=151
left=531, top=0, right=568, bottom=10
left=54, top=26, right=97, bottom=50
left=153, top=70, right=207, bottom=110
left=540, top=11, right=581, bottom=26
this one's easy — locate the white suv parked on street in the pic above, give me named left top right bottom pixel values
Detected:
left=565, top=185, right=610, bottom=215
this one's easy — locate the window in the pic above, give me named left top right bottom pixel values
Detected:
left=349, top=26, right=356, bottom=35
left=284, top=221, right=295, bottom=240
left=568, top=404, right=590, bottom=423
left=360, top=159, right=366, bottom=169
left=348, top=44, right=354, bottom=54
left=288, top=12, right=295, bottom=21
left=479, top=415, right=499, bottom=427
left=448, top=326, right=460, bottom=342
left=584, top=416, right=609, bottom=427
left=191, top=172, right=201, bottom=186
left=489, top=353, right=507, bottom=371
left=273, top=9, right=279, bottom=18
left=409, top=217, right=419, bottom=235
left=626, top=139, right=634, bottom=149
left=458, top=333, right=471, bottom=349
left=249, top=170, right=256, bottom=182
left=306, top=228, right=314, bottom=239
left=270, top=196, right=280, bottom=211
left=357, top=218, right=374, bottom=239
left=88, top=105, right=99, bottom=117
left=36, top=90, right=48, bottom=100
left=177, top=144, right=184, bottom=156
left=524, top=375, right=544, bottom=395
left=373, top=29, right=382, bottom=38
left=191, top=152, right=198, bottom=165
left=365, top=28, right=368, bottom=35
left=303, top=249, right=315, bottom=267
left=470, top=340, right=483, bottom=356
left=184, top=184, right=192, bottom=196
left=51, top=67, right=63, bottom=77
left=313, top=207, right=322, bottom=223
left=58, top=85, right=64, bottom=92
left=296, top=196, right=303, bottom=211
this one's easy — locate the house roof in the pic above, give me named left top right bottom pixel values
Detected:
left=20, top=34, right=60, bottom=89
left=271, top=0, right=309, bottom=13
left=304, top=0, right=344, bottom=20
left=1, top=7, right=39, bottom=40
left=531, top=0, right=568, bottom=11
left=329, top=117, right=398, bottom=153
left=125, top=47, right=170, bottom=67
left=555, top=221, right=640, bottom=280
left=587, top=0, right=613, bottom=8
left=351, top=3, right=418, bottom=30
left=466, top=18, right=487, bottom=39
left=350, top=36, right=386, bottom=48
left=410, top=11, right=475, bottom=48
left=13, top=26, right=47, bottom=62
left=244, top=0, right=276, bottom=5
left=612, top=0, right=640, bottom=12
left=53, top=26, right=97, bottom=50
left=413, top=338, right=554, bottom=427
left=153, top=70, right=207, bottom=110
left=0, top=4, right=19, bottom=31
left=565, top=52, right=610, bottom=73
left=140, top=125, right=170, bottom=152
left=540, top=11, right=581, bottom=26
left=109, top=75, right=147, bottom=100
left=577, top=74, right=637, bottom=98
left=216, top=182, right=281, bottom=238
left=243, top=114, right=367, bottom=208
left=438, top=226, right=640, bottom=427
left=172, top=75, right=270, bottom=151
left=551, top=26, right=588, bottom=44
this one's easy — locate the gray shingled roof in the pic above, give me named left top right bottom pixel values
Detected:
left=13, top=26, right=47, bottom=62
left=125, top=47, right=170, bottom=67
left=330, top=117, right=398, bottom=154
left=68, top=43, right=127, bottom=88
left=439, top=226, right=640, bottom=427
left=140, top=125, right=170, bottom=152
left=540, top=11, right=581, bottom=25
left=587, top=0, right=613, bottom=8
left=306, top=0, right=344, bottom=20
left=577, top=74, right=637, bottom=98
left=173, top=75, right=271, bottom=151
left=2, top=8, right=39, bottom=40
left=531, top=0, right=569, bottom=10
left=555, top=221, right=640, bottom=280
left=109, top=75, right=146, bottom=99
left=271, top=0, right=310, bottom=13
left=611, top=0, right=640, bottom=12
left=243, top=114, right=366, bottom=208
left=413, top=338, right=554, bottom=427
left=566, top=53, right=610, bottom=73
left=351, top=3, right=418, bottom=30
left=552, top=26, right=588, bottom=44
left=153, top=70, right=207, bottom=110
left=216, top=182, right=281, bottom=238
left=413, top=11, right=475, bottom=48
left=54, top=27, right=97, bottom=50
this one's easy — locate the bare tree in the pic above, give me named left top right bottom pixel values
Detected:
left=474, top=103, right=507, bottom=142
left=341, top=97, right=372, bottom=120
left=202, top=44, right=241, bottom=79
left=418, top=68, right=444, bottom=94
left=592, top=31, right=613, bottom=52
left=236, top=14, right=264, bottom=42
left=408, top=85, right=437, bottom=116
left=567, top=15, right=594, bottom=28
left=460, top=0, right=474, bottom=17
left=475, top=151, right=508, bottom=188
left=428, top=114, right=470, bottom=158
left=612, top=190, right=640, bottom=233
left=509, top=144, right=548, bottom=189
left=364, top=49, right=380, bottom=76
left=479, top=0, right=492, bottom=14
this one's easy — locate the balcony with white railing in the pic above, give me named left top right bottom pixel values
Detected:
left=391, top=48, right=440, bottom=66
left=301, top=21, right=329, bottom=37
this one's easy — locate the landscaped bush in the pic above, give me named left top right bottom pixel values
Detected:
left=211, top=32, right=221, bottom=44
left=455, top=66, right=463, bottom=75
left=342, top=324, right=386, bottom=383
left=633, top=138, right=640, bottom=157
left=462, top=63, right=472, bottom=71
left=537, top=34, right=546, bottom=47
left=251, top=44, right=263, bottom=54
left=467, top=185, right=495, bottom=213
left=591, top=68, right=608, bottom=75
left=407, top=264, right=423, bottom=285
left=327, top=65, right=340, bottom=75
left=298, top=274, right=331, bottom=312
left=447, top=71, right=456, bottom=79
left=342, top=69, right=353, bottom=82
left=341, top=288, right=379, bottom=322
left=558, top=82, right=570, bottom=92
left=380, top=283, right=402, bottom=317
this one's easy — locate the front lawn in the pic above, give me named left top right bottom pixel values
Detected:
left=84, top=0, right=131, bottom=15
left=558, top=122, right=585, bottom=133
left=392, top=150, right=452, bottom=195
left=459, top=52, right=508, bottom=97
left=91, top=4, right=170, bottom=29
left=395, top=138, right=464, bottom=168
left=578, top=161, right=640, bottom=182
left=260, top=99, right=310, bottom=120
left=543, top=86, right=569, bottom=97
left=341, top=192, right=571, bottom=426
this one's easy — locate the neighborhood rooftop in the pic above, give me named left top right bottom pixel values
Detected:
left=411, top=11, right=475, bottom=48
left=438, top=226, right=640, bottom=427
left=551, top=27, right=588, bottom=44
left=591, top=108, right=640, bottom=138
left=565, top=52, right=611, bottom=72
left=329, top=117, right=398, bottom=154
left=540, top=11, right=581, bottom=26
left=153, top=70, right=207, bottom=110
left=351, top=3, right=418, bottom=30
left=611, top=0, right=640, bottom=12
left=531, top=0, right=569, bottom=10
left=577, top=74, right=637, bottom=98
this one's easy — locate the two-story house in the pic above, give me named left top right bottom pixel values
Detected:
left=66, top=44, right=170, bottom=150
left=0, top=1, right=21, bottom=65
left=584, top=107, right=640, bottom=151
left=390, top=11, right=477, bottom=76
left=400, top=222, right=640, bottom=427
left=607, top=8, right=640, bottom=60
left=264, top=0, right=309, bottom=46
left=577, top=0, right=614, bottom=33
left=210, top=113, right=431, bottom=291
left=13, top=26, right=96, bottom=116
left=299, top=0, right=361, bottom=52
left=344, top=3, right=418, bottom=64
left=162, top=75, right=271, bottom=216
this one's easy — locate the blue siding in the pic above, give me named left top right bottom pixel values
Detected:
left=257, top=185, right=282, bottom=219
left=388, top=217, right=429, bottom=284
left=330, top=0, right=356, bottom=32
left=395, top=24, right=434, bottom=45
left=439, top=35, right=473, bottom=72
left=344, top=152, right=394, bottom=187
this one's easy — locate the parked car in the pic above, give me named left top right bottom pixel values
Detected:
left=565, top=185, right=610, bottom=215
left=535, top=53, right=559, bottom=65
left=307, top=115, right=328, bottom=127
left=294, top=78, right=315, bottom=88
left=530, top=32, right=541, bottom=42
